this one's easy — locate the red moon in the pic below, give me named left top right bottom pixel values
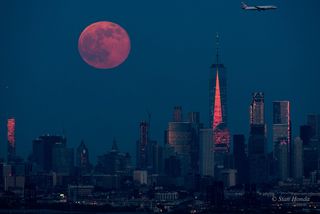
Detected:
left=78, top=21, right=130, bottom=69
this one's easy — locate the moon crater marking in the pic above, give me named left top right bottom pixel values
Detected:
left=78, top=21, right=130, bottom=69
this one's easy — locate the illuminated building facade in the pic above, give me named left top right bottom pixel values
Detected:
left=7, top=118, right=16, bottom=162
left=250, top=92, right=265, bottom=125
left=164, top=107, right=201, bottom=188
left=167, top=121, right=192, bottom=176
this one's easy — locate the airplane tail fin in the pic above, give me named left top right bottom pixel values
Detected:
left=241, top=2, right=248, bottom=9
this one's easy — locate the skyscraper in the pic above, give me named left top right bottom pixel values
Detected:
left=136, top=121, right=148, bottom=170
left=273, top=101, right=291, bottom=147
left=272, top=101, right=291, bottom=181
left=248, top=125, right=267, bottom=184
left=301, top=114, right=320, bottom=178
left=96, top=139, right=132, bottom=175
left=136, top=118, right=163, bottom=174
left=167, top=121, right=192, bottom=177
left=164, top=106, right=195, bottom=187
left=7, top=118, right=16, bottom=162
left=209, top=34, right=227, bottom=128
left=146, top=140, right=163, bottom=174
left=199, top=129, right=215, bottom=177
left=188, top=112, right=202, bottom=176
left=307, top=114, right=320, bottom=139
left=233, top=134, right=248, bottom=184
left=250, top=92, right=264, bottom=125
left=300, top=125, right=312, bottom=145
left=248, top=93, right=267, bottom=184
left=52, top=143, right=74, bottom=174
left=292, top=137, right=303, bottom=182
left=209, top=34, right=230, bottom=152
left=32, top=135, right=67, bottom=172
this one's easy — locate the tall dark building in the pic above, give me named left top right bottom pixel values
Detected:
left=188, top=112, right=202, bottom=176
left=248, top=125, right=267, bottom=184
left=32, top=135, right=67, bottom=172
left=300, top=125, right=312, bottom=145
left=307, top=114, right=320, bottom=139
left=292, top=137, right=303, bottom=182
left=7, top=118, right=16, bottom=163
left=136, top=119, right=162, bottom=174
left=233, top=134, right=248, bottom=184
left=136, top=121, right=148, bottom=170
left=199, top=129, right=215, bottom=177
left=248, top=92, right=267, bottom=184
left=52, top=142, right=74, bottom=174
left=209, top=34, right=230, bottom=152
left=146, top=140, right=163, bottom=174
left=96, top=139, right=131, bottom=175
left=300, top=115, right=320, bottom=178
left=76, top=141, right=91, bottom=174
left=272, top=101, right=291, bottom=181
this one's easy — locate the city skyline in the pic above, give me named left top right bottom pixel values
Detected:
left=1, top=2, right=320, bottom=211
left=1, top=0, right=320, bottom=161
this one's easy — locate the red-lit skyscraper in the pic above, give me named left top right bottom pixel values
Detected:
left=209, top=34, right=230, bottom=152
left=209, top=34, right=228, bottom=128
left=7, top=118, right=16, bottom=162
left=213, top=71, right=222, bottom=129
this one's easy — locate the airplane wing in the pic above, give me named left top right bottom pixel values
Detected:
left=255, top=6, right=265, bottom=11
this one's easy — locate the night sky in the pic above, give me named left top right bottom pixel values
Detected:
left=1, top=0, right=319, bottom=161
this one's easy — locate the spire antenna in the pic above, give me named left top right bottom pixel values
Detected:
left=216, top=32, right=220, bottom=65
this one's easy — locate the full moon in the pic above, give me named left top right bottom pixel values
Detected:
left=78, top=21, right=130, bottom=69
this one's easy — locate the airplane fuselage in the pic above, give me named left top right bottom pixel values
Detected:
left=245, top=6, right=277, bottom=11
left=241, top=2, right=277, bottom=11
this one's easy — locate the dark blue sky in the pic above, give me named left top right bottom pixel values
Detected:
left=1, top=0, right=319, bottom=161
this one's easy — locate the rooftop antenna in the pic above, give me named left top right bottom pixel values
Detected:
left=216, top=32, right=220, bottom=65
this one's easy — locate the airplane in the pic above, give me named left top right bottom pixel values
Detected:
left=241, top=2, right=277, bottom=11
